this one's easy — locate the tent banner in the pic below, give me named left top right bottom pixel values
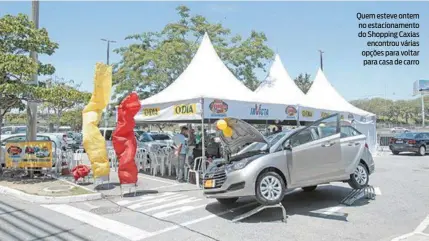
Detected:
left=135, top=98, right=202, bottom=122
left=203, top=98, right=296, bottom=120
left=298, top=106, right=375, bottom=122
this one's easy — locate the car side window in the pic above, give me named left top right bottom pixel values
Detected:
left=416, top=134, right=423, bottom=139
left=36, top=136, right=51, bottom=141
left=422, top=133, right=429, bottom=139
left=289, top=129, right=314, bottom=147
left=5, top=136, right=26, bottom=143
left=340, top=126, right=352, bottom=138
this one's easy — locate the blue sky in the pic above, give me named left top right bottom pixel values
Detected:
left=1, top=1, right=428, bottom=101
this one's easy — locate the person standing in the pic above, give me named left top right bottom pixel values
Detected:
left=174, top=126, right=189, bottom=182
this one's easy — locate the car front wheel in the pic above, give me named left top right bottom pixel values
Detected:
left=392, top=151, right=399, bottom=155
left=418, top=146, right=426, bottom=156
left=255, top=171, right=285, bottom=205
left=348, top=163, right=369, bottom=189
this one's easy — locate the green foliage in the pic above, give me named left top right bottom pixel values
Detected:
left=351, top=97, right=427, bottom=124
left=0, top=13, right=59, bottom=118
left=294, top=73, right=312, bottom=94
left=112, top=5, right=274, bottom=103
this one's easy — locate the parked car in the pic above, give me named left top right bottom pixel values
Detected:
left=0, top=134, right=62, bottom=167
left=390, top=127, right=409, bottom=133
left=147, top=132, right=174, bottom=146
left=389, top=132, right=429, bottom=156
left=203, top=114, right=375, bottom=206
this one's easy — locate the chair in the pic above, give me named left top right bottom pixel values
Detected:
left=188, top=156, right=207, bottom=187
left=135, top=148, right=147, bottom=171
left=107, top=148, right=118, bottom=171
left=163, top=146, right=175, bottom=176
left=148, top=145, right=161, bottom=176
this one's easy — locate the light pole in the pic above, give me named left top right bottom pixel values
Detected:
left=319, top=50, right=324, bottom=71
left=27, top=0, right=39, bottom=141
left=100, top=39, right=115, bottom=136
left=100, top=39, right=116, bottom=65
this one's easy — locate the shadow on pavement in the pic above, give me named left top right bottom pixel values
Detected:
left=94, top=182, right=120, bottom=190
left=123, top=190, right=158, bottom=197
left=205, top=185, right=373, bottom=224
left=0, top=201, right=89, bottom=241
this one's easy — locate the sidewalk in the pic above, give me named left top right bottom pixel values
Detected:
left=0, top=171, right=102, bottom=203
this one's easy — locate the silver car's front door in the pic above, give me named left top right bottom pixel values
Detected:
left=340, top=127, right=367, bottom=174
left=288, top=114, right=342, bottom=186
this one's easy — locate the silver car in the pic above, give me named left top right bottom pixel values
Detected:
left=203, top=114, right=375, bottom=206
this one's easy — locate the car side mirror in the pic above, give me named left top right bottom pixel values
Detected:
left=285, top=144, right=292, bottom=151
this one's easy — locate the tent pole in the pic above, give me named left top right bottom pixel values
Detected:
left=201, top=98, right=205, bottom=158
left=296, top=105, right=301, bottom=127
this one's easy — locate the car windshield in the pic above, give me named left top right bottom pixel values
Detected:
left=150, top=134, right=170, bottom=140
left=397, top=133, right=417, bottom=138
left=237, top=131, right=290, bottom=154
left=139, top=132, right=154, bottom=142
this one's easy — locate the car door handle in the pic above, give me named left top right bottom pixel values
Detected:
left=348, top=142, right=354, bottom=146
left=322, top=142, right=335, bottom=147
left=355, top=142, right=360, bottom=146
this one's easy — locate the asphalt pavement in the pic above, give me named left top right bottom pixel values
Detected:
left=1, top=153, right=428, bottom=241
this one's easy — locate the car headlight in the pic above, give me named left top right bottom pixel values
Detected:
left=226, top=158, right=250, bottom=172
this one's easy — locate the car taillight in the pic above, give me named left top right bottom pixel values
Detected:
left=390, top=138, right=396, bottom=143
left=365, top=143, right=368, bottom=148
left=408, top=140, right=416, bottom=144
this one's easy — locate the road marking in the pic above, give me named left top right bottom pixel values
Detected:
left=138, top=174, right=177, bottom=185
left=83, top=202, right=99, bottom=209
left=391, top=215, right=429, bottom=241
left=144, top=202, right=258, bottom=239
left=153, top=204, right=208, bottom=218
left=116, top=192, right=175, bottom=206
left=374, top=187, right=382, bottom=196
left=42, top=204, right=150, bottom=241
left=320, top=205, right=344, bottom=216
left=415, top=215, right=429, bottom=233
left=141, top=197, right=202, bottom=212
left=128, top=194, right=187, bottom=210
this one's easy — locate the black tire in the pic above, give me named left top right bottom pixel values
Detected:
left=216, top=198, right=238, bottom=205
left=302, top=185, right=317, bottom=192
left=392, top=151, right=400, bottom=155
left=348, top=162, right=369, bottom=189
left=255, top=171, right=286, bottom=205
left=418, top=145, right=426, bottom=156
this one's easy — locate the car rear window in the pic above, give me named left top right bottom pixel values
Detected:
left=151, top=134, right=170, bottom=140
left=397, top=133, right=417, bottom=138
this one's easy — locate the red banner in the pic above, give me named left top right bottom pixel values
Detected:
left=112, top=92, right=141, bottom=184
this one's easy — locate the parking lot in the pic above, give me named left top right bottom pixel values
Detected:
left=28, top=154, right=429, bottom=241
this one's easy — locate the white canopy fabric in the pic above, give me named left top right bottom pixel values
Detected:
left=254, top=54, right=306, bottom=105
left=140, top=33, right=259, bottom=106
left=305, top=68, right=375, bottom=117
left=136, top=33, right=288, bottom=122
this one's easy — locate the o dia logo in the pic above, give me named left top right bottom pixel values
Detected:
left=285, top=106, right=297, bottom=117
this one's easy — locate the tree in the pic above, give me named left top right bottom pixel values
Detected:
left=60, top=108, right=84, bottom=131
left=112, top=5, right=274, bottom=103
left=41, top=78, right=91, bottom=132
left=294, top=73, right=312, bottom=94
left=0, top=13, right=59, bottom=129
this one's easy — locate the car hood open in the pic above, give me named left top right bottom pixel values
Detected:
left=218, top=118, right=268, bottom=154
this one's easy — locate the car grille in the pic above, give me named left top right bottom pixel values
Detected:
left=204, top=168, right=226, bottom=189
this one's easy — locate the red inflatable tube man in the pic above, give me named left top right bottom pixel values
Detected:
left=112, top=92, right=141, bottom=184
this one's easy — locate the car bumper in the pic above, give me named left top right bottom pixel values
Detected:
left=389, top=144, right=419, bottom=153
left=203, top=168, right=255, bottom=199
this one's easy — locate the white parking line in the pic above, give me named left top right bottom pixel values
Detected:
left=374, top=187, right=382, bottom=196
left=138, top=174, right=177, bottom=185
left=117, top=192, right=176, bottom=206
left=415, top=215, right=429, bottom=233
left=42, top=204, right=150, bottom=241
left=320, top=205, right=344, bottom=216
left=144, top=202, right=258, bottom=239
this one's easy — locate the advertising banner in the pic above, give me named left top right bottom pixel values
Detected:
left=5, top=141, right=53, bottom=168
left=203, top=98, right=294, bottom=121
left=135, top=98, right=202, bottom=122
left=413, top=79, right=429, bottom=96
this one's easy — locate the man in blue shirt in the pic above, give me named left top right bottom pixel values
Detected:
left=174, top=126, right=189, bottom=182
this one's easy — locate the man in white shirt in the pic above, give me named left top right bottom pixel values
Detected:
left=173, top=126, right=189, bottom=182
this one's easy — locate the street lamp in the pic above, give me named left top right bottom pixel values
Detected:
left=100, top=38, right=116, bottom=65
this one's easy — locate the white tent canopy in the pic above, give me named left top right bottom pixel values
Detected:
left=135, top=33, right=287, bottom=122
left=255, top=54, right=306, bottom=105
left=305, top=68, right=375, bottom=117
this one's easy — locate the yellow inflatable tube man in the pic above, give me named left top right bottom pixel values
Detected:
left=82, top=63, right=112, bottom=178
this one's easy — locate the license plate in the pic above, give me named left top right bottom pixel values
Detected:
left=204, top=179, right=215, bottom=188
left=396, top=140, right=403, bottom=144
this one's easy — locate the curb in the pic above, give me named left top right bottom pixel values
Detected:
left=0, top=185, right=103, bottom=204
